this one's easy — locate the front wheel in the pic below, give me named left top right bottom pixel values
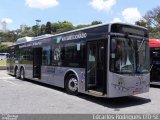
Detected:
left=65, top=75, right=78, bottom=95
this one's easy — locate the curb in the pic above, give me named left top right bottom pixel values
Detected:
left=0, top=66, right=6, bottom=70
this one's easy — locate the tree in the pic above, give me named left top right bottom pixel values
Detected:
left=91, top=21, right=102, bottom=25
left=51, top=22, right=60, bottom=34
left=51, top=21, right=74, bottom=34
left=136, top=6, right=160, bottom=38
left=0, top=42, right=8, bottom=53
left=57, top=21, right=74, bottom=33
left=0, top=32, right=18, bottom=42
left=32, top=25, right=39, bottom=36
left=45, top=22, right=52, bottom=34
left=20, top=26, right=34, bottom=37
left=144, top=6, right=160, bottom=27
left=75, top=24, right=90, bottom=29
left=40, top=24, right=46, bottom=35
left=135, top=20, right=148, bottom=27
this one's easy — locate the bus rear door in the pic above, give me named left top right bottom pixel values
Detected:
left=33, top=48, right=42, bottom=79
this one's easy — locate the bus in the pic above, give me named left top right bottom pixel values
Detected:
left=7, top=23, right=150, bottom=98
left=150, top=38, right=160, bottom=85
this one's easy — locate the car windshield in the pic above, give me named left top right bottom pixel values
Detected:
left=110, top=36, right=150, bottom=74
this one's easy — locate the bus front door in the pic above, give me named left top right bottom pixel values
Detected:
left=87, top=40, right=106, bottom=95
left=33, top=48, right=42, bottom=79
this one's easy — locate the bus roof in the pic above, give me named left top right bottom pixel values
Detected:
left=149, top=38, right=160, bottom=48
left=14, top=22, right=147, bottom=46
left=52, top=22, right=147, bottom=37
left=16, top=37, right=33, bottom=44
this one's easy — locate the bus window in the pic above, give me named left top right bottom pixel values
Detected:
left=42, top=46, right=52, bottom=66
left=52, top=44, right=61, bottom=66
left=61, top=41, right=85, bottom=67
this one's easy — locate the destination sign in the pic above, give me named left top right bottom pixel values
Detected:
left=62, top=33, right=87, bottom=41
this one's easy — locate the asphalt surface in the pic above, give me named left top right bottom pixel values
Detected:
left=0, top=70, right=160, bottom=114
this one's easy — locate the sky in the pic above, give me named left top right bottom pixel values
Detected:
left=0, top=0, right=159, bottom=30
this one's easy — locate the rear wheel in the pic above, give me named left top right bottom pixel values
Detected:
left=15, top=68, right=19, bottom=79
left=65, top=74, right=78, bottom=95
left=20, top=68, right=25, bottom=80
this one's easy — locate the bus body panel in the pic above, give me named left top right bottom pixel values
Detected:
left=40, top=66, right=85, bottom=91
left=14, top=64, right=87, bottom=93
left=107, top=72, right=150, bottom=98
left=24, top=64, right=33, bottom=78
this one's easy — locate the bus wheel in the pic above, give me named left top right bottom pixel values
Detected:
left=15, top=68, right=19, bottom=79
left=65, top=75, right=78, bottom=95
left=20, top=68, right=25, bottom=80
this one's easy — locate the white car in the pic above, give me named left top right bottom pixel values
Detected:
left=0, top=53, right=9, bottom=60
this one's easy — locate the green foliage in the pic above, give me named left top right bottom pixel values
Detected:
left=0, top=32, right=16, bottom=42
left=40, top=24, right=46, bottom=35
left=135, top=20, right=148, bottom=27
left=0, top=60, right=6, bottom=66
left=144, top=6, right=160, bottom=27
left=91, top=21, right=102, bottom=25
left=32, top=25, right=39, bottom=36
left=20, top=26, right=34, bottom=37
left=75, top=24, right=90, bottom=29
left=0, top=42, right=8, bottom=53
left=149, top=27, right=160, bottom=38
left=52, top=21, right=74, bottom=34
left=45, top=22, right=52, bottom=34
left=136, top=6, right=160, bottom=38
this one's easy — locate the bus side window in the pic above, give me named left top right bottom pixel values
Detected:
left=60, top=41, right=85, bottom=67
left=42, top=46, right=52, bottom=66
left=52, top=45, right=61, bottom=66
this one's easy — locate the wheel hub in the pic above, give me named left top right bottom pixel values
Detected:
left=68, top=78, right=78, bottom=92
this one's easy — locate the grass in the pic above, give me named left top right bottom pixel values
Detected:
left=0, top=60, right=6, bottom=66
left=1, top=42, right=15, bottom=46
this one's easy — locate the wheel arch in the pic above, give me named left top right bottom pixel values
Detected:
left=20, top=65, right=25, bottom=71
left=64, top=69, right=79, bottom=88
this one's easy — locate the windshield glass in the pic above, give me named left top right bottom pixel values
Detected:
left=110, top=36, right=150, bottom=74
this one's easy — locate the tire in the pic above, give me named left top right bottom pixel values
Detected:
left=20, top=68, right=25, bottom=80
left=15, top=68, right=19, bottom=79
left=65, top=74, right=78, bottom=95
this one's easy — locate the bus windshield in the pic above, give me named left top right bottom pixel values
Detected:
left=110, top=36, right=150, bottom=74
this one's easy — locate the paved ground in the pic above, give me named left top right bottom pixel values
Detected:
left=0, top=70, right=160, bottom=114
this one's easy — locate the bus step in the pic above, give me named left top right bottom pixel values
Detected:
left=88, top=90, right=104, bottom=96
left=33, top=78, right=40, bottom=80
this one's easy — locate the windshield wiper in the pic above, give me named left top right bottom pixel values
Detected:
left=138, top=38, right=145, bottom=52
